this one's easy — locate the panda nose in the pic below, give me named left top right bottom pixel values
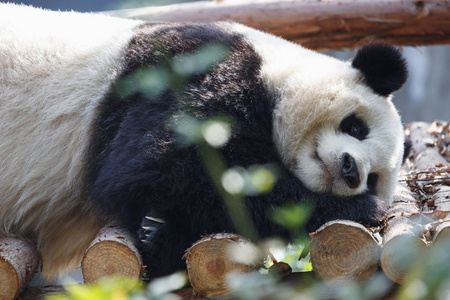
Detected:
left=341, top=153, right=360, bottom=189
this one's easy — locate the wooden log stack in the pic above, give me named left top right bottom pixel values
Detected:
left=0, top=226, right=143, bottom=299
left=4, top=121, right=450, bottom=298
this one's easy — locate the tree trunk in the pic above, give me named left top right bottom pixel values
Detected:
left=108, top=0, right=450, bottom=50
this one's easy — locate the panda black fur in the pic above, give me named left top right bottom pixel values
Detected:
left=0, top=4, right=407, bottom=278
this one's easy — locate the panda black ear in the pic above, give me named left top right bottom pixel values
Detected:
left=351, top=43, right=408, bottom=97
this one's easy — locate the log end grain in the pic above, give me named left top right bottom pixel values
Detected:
left=380, top=234, right=427, bottom=284
left=185, top=233, right=261, bottom=298
left=0, top=259, right=20, bottom=300
left=310, top=220, right=380, bottom=282
left=81, top=226, right=142, bottom=284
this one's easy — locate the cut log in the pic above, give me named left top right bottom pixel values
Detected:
left=380, top=183, right=428, bottom=284
left=108, top=0, right=450, bottom=50
left=0, top=236, right=39, bottom=300
left=185, top=233, right=262, bottom=298
left=309, top=220, right=380, bottom=282
left=81, top=226, right=142, bottom=284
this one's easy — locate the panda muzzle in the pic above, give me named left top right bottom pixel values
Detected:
left=341, top=153, right=360, bottom=189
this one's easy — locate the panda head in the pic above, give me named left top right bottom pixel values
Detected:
left=272, top=43, right=407, bottom=203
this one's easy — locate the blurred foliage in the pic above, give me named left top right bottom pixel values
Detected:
left=270, top=203, right=312, bottom=232
left=46, top=277, right=142, bottom=300
left=47, top=273, right=187, bottom=300
left=263, top=242, right=312, bottom=273
left=113, top=43, right=228, bottom=101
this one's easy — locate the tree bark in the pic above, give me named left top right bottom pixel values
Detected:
left=81, top=226, right=142, bottom=284
left=184, top=233, right=262, bottom=298
left=0, top=236, right=39, bottom=300
left=108, top=0, right=450, bottom=50
left=309, top=220, right=381, bottom=282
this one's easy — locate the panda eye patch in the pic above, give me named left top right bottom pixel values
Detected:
left=339, top=114, right=369, bottom=140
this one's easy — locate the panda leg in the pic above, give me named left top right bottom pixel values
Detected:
left=305, top=193, right=387, bottom=233
left=138, top=216, right=193, bottom=278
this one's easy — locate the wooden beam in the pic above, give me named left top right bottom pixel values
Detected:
left=107, top=0, right=450, bottom=50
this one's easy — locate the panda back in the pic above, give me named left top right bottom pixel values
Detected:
left=0, top=3, right=141, bottom=277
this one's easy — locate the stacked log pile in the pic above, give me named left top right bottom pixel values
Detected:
left=0, top=227, right=142, bottom=300
left=5, top=121, right=449, bottom=299
left=380, top=121, right=450, bottom=283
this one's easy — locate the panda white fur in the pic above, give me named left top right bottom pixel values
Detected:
left=0, top=4, right=408, bottom=278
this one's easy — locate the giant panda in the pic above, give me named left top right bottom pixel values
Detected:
left=0, top=3, right=408, bottom=279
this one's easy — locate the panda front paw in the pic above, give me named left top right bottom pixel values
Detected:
left=306, top=193, right=387, bottom=232
left=138, top=215, right=196, bottom=278
left=138, top=215, right=165, bottom=243
left=354, top=194, right=387, bottom=227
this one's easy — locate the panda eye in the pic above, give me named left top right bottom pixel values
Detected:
left=339, top=114, right=369, bottom=140
left=350, top=124, right=360, bottom=137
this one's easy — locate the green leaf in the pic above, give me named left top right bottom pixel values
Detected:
left=270, top=203, right=312, bottom=231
